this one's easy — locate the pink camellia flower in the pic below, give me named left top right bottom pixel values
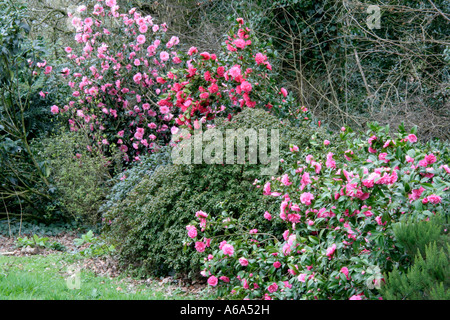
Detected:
left=273, top=261, right=281, bottom=269
left=134, top=127, right=145, bottom=140
left=281, top=174, right=292, bottom=186
left=219, top=276, right=230, bottom=283
left=264, top=211, right=272, bottom=221
left=160, top=51, right=169, bottom=61
left=133, top=73, right=142, bottom=83
left=300, top=192, right=314, bottom=205
left=326, top=243, right=337, bottom=258
left=61, top=67, right=70, bottom=77
left=375, top=216, right=384, bottom=226
left=418, top=159, right=428, bottom=167
left=368, top=135, right=377, bottom=145
left=324, top=140, right=330, bottom=145
left=442, top=165, right=450, bottom=174
left=188, top=46, right=198, bottom=55
left=222, top=243, right=234, bottom=256
left=326, top=152, right=336, bottom=169
left=160, top=106, right=170, bottom=114
left=195, top=241, right=206, bottom=252
left=427, top=194, right=442, bottom=204
left=71, top=16, right=81, bottom=27
left=208, top=83, right=219, bottom=94
left=280, top=88, right=288, bottom=98
left=301, top=172, right=312, bottom=185
left=239, top=257, right=249, bottom=266
left=407, top=134, right=418, bottom=143
left=186, top=225, right=197, bottom=239
left=136, top=35, right=146, bottom=44
left=195, top=210, right=208, bottom=219
left=349, top=294, right=364, bottom=300
left=50, top=105, right=59, bottom=114
left=200, top=52, right=211, bottom=60
left=340, top=267, right=350, bottom=280
left=207, top=276, right=218, bottom=287
left=233, top=38, right=246, bottom=49
left=44, top=66, right=52, bottom=74
left=379, top=153, right=389, bottom=163
left=263, top=182, right=271, bottom=195
left=405, top=155, right=414, bottom=163
left=267, top=283, right=278, bottom=293
left=290, top=145, right=299, bottom=152
left=139, top=24, right=148, bottom=33
left=425, top=154, right=437, bottom=165
left=297, top=273, right=307, bottom=283
left=255, top=52, right=267, bottom=64
left=228, top=65, right=241, bottom=78
left=105, top=0, right=116, bottom=7
left=240, top=81, right=252, bottom=92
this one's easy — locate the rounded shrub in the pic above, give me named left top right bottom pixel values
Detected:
left=103, top=107, right=343, bottom=278
left=186, top=122, right=450, bottom=300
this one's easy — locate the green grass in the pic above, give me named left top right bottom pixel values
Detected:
left=0, top=253, right=208, bottom=300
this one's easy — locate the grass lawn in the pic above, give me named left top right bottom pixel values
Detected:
left=0, top=253, right=208, bottom=300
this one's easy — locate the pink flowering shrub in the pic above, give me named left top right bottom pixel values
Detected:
left=54, top=2, right=183, bottom=162
left=53, top=7, right=299, bottom=163
left=186, top=123, right=450, bottom=300
left=157, top=18, right=301, bottom=132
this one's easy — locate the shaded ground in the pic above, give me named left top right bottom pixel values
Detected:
left=0, top=232, right=78, bottom=256
left=0, top=234, right=209, bottom=299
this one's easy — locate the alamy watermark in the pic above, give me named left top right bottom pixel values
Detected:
left=66, top=265, right=81, bottom=290
left=367, top=5, right=381, bottom=30
left=365, top=266, right=384, bottom=289
left=171, top=128, right=280, bottom=176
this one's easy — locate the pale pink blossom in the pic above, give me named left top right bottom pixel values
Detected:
left=407, top=134, right=418, bottom=143
left=239, top=257, right=249, bottom=266
left=207, top=276, right=218, bottom=287
left=300, top=192, right=314, bottom=205
left=222, top=244, right=234, bottom=256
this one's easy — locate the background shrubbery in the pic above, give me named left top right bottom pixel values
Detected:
left=33, top=128, right=117, bottom=224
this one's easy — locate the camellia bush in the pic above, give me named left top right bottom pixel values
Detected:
left=186, top=122, right=450, bottom=300
left=53, top=1, right=184, bottom=163
left=52, top=1, right=299, bottom=165
left=157, top=17, right=299, bottom=131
